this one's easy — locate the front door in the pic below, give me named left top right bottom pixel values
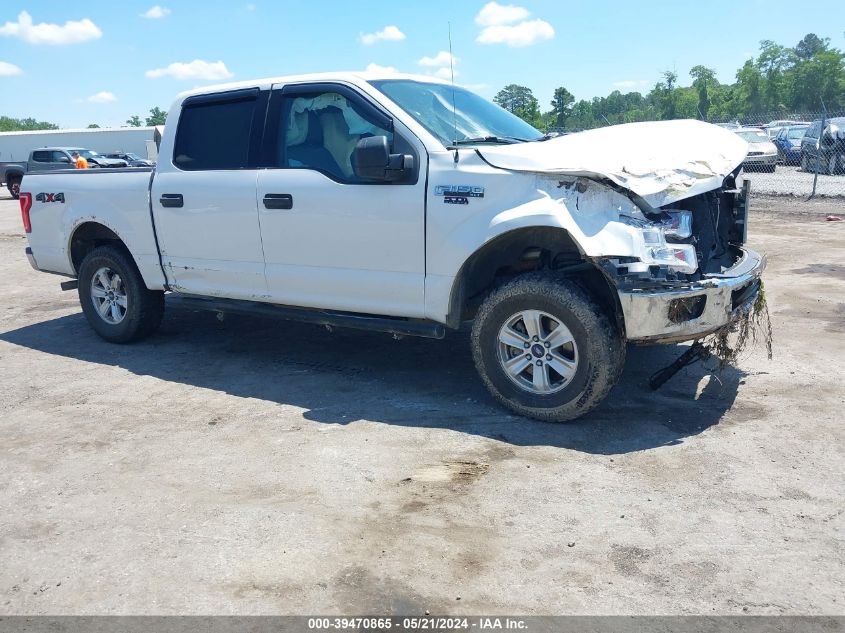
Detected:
left=150, top=88, right=268, bottom=299
left=255, top=82, right=426, bottom=317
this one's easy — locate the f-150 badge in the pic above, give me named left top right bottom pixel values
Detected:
left=435, top=185, right=484, bottom=204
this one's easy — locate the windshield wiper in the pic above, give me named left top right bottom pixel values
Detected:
left=448, top=135, right=528, bottom=148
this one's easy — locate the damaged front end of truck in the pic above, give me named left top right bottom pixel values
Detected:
left=476, top=119, right=769, bottom=350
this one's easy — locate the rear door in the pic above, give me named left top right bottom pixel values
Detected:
left=254, top=82, right=427, bottom=317
left=150, top=88, right=270, bottom=299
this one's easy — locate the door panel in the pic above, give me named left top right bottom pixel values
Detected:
left=151, top=170, right=267, bottom=299
left=255, top=83, right=426, bottom=318
left=257, top=168, right=425, bottom=316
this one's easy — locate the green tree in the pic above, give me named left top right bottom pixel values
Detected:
left=549, top=86, right=575, bottom=128
left=795, top=33, right=830, bottom=60
left=494, top=84, right=542, bottom=126
left=145, top=106, right=167, bottom=126
left=689, top=65, right=716, bottom=119
left=87, top=123, right=100, bottom=128
left=0, top=116, right=59, bottom=132
left=650, top=70, right=679, bottom=119
left=125, top=115, right=142, bottom=127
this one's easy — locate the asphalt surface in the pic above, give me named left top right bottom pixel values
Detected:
left=0, top=193, right=843, bottom=615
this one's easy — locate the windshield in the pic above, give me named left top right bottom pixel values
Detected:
left=736, top=131, right=769, bottom=143
left=787, top=127, right=808, bottom=140
left=369, top=79, right=543, bottom=147
left=124, top=153, right=142, bottom=160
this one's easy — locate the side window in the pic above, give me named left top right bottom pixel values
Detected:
left=32, top=150, right=50, bottom=163
left=279, top=91, right=393, bottom=182
left=51, top=151, right=69, bottom=163
left=173, top=95, right=256, bottom=170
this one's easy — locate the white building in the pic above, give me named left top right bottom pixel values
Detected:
left=0, top=126, right=163, bottom=162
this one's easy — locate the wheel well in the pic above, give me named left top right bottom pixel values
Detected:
left=446, top=227, right=622, bottom=330
left=69, top=222, right=125, bottom=274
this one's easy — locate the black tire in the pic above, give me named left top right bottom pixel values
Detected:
left=800, top=153, right=809, bottom=173
left=7, top=176, right=21, bottom=200
left=77, top=245, right=164, bottom=343
left=471, top=273, right=626, bottom=422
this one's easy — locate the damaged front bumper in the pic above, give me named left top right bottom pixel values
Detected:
left=618, top=247, right=766, bottom=344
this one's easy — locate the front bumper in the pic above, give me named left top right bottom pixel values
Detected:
left=743, top=153, right=778, bottom=166
left=618, top=247, right=766, bottom=344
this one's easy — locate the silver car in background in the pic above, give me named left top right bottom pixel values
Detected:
left=735, top=128, right=778, bottom=172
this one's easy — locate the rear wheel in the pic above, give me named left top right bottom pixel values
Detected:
left=77, top=245, right=164, bottom=343
left=801, top=153, right=809, bottom=173
left=471, top=273, right=625, bottom=422
left=7, top=176, right=21, bottom=199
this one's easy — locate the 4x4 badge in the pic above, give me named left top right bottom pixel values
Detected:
left=35, top=193, right=65, bottom=203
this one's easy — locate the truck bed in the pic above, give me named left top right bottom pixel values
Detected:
left=22, top=167, right=165, bottom=289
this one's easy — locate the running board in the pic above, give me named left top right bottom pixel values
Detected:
left=168, top=294, right=446, bottom=339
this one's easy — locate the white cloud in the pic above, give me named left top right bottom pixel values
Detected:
left=612, top=80, right=649, bottom=89
left=0, top=61, right=23, bottom=76
left=87, top=91, right=117, bottom=103
left=360, top=25, right=405, bottom=45
left=0, top=11, right=102, bottom=45
left=365, top=63, right=397, bottom=74
left=141, top=6, right=171, bottom=19
left=475, top=2, right=530, bottom=26
left=477, top=19, right=554, bottom=47
left=145, top=59, right=233, bottom=81
left=418, top=51, right=456, bottom=67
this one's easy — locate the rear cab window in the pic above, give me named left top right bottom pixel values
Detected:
left=173, top=88, right=262, bottom=170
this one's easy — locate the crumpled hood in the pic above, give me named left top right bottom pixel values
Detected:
left=475, top=119, right=749, bottom=208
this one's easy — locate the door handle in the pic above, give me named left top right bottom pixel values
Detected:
left=160, top=194, right=183, bottom=208
left=263, top=193, right=293, bottom=210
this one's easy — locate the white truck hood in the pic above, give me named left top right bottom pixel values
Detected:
left=475, top=119, right=749, bottom=208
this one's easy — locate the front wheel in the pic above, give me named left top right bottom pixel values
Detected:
left=471, top=274, right=626, bottom=422
left=77, top=245, right=164, bottom=343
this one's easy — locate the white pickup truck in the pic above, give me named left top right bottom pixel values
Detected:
left=19, top=72, right=765, bottom=422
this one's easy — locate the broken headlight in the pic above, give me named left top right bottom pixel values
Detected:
left=660, top=210, right=693, bottom=239
left=635, top=218, right=698, bottom=274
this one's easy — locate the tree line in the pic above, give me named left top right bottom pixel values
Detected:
left=0, top=107, right=167, bottom=132
left=494, top=33, right=845, bottom=131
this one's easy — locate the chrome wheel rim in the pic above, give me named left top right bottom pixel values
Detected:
left=90, top=267, right=127, bottom=324
left=497, top=309, right=579, bottom=395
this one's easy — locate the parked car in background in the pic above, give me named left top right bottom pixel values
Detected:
left=103, top=152, right=154, bottom=167
left=773, top=124, right=809, bottom=165
left=2, top=147, right=128, bottom=198
left=734, top=128, right=778, bottom=172
left=70, top=149, right=128, bottom=169
left=800, top=117, right=845, bottom=175
left=764, top=119, right=804, bottom=139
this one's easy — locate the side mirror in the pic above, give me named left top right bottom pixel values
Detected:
left=351, top=136, right=413, bottom=182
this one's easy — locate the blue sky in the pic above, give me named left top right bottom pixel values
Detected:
left=1, top=1, right=842, bottom=128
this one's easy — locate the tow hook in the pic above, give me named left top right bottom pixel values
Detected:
left=60, top=280, right=79, bottom=291
left=649, top=341, right=710, bottom=390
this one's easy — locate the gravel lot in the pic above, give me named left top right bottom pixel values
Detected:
left=743, top=165, right=845, bottom=197
left=0, top=193, right=843, bottom=615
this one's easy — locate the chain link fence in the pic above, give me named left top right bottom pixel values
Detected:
left=707, top=111, right=845, bottom=199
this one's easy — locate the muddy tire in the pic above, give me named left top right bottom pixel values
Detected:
left=77, top=245, right=164, bottom=343
left=471, top=273, right=625, bottom=422
left=7, top=176, right=21, bottom=200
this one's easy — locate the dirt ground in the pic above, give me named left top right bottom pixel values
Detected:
left=0, top=193, right=842, bottom=615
